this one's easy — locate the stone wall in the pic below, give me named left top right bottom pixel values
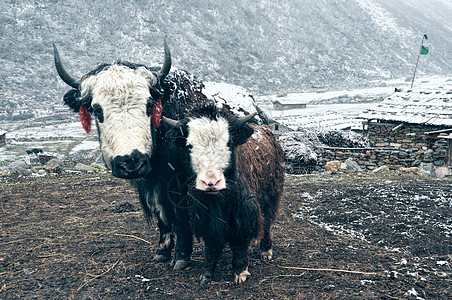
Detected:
left=315, top=122, right=451, bottom=172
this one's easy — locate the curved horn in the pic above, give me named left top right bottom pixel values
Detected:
left=157, top=40, right=172, bottom=83
left=162, top=116, right=179, bottom=128
left=237, top=112, right=257, bottom=126
left=53, top=44, right=79, bottom=88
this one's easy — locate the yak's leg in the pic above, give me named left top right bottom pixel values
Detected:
left=231, top=242, right=251, bottom=284
left=172, top=217, right=193, bottom=270
left=200, top=240, right=224, bottom=285
left=260, top=219, right=273, bottom=260
left=135, top=180, right=175, bottom=263
left=153, top=217, right=174, bottom=262
left=165, top=173, right=193, bottom=270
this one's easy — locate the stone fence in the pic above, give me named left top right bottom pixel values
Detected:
left=311, top=122, right=452, bottom=175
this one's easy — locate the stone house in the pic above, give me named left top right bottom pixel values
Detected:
left=359, top=83, right=452, bottom=170
left=272, top=100, right=306, bottom=110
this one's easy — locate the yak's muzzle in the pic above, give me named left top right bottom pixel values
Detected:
left=111, top=150, right=151, bottom=179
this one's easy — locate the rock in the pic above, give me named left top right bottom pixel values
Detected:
left=372, top=165, right=389, bottom=173
left=44, top=158, right=62, bottom=173
left=8, top=160, right=31, bottom=175
left=344, top=158, right=363, bottom=172
left=91, top=162, right=108, bottom=171
left=423, top=149, right=434, bottom=157
left=325, top=160, right=341, bottom=171
left=419, top=162, right=435, bottom=177
left=435, top=166, right=450, bottom=179
left=433, top=159, right=446, bottom=167
left=0, top=170, right=11, bottom=176
left=38, top=154, right=57, bottom=165
left=74, top=163, right=95, bottom=173
left=31, top=166, right=47, bottom=176
left=399, top=167, right=422, bottom=176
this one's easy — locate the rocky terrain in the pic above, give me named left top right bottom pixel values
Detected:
left=1, top=171, right=451, bottom=299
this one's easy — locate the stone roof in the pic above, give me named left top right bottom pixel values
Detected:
left=360, top=79, right=452, bottom=126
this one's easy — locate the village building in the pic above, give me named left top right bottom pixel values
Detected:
left=354, top=83, right=452, bottom=171
left=272, top=100, right=306, bottom=110
left=311, top=82, right=452, bottom=175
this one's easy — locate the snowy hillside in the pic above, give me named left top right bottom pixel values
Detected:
left=1, top=0, right=452, bottom=124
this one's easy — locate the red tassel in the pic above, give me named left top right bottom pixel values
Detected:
left=151, top=99, right=163, bottom=127
left=79, top=106, right=92, bottom=133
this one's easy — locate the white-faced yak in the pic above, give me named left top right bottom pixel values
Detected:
left=53, top=41, right=206, bottom=270
left=164, top=103, right=284, bottom=284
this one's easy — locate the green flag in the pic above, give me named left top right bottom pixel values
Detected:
left=420, top=45, right=429, bottom=55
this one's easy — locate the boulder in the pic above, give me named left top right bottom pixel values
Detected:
left=325, top=160, right=341, bottom=171
left=0, top=170, right=11, bottom=176
left=372, top=165, right=389, bottom=173
left=399, top=166, right=422, bottom=176
left=74, top=163, right=95, bottom=173
left=91, top=162, right=108, bottom=171
left=419, top=162, right=435, bottom=177
left=8, top=160, right=31, bottom=175
left=44, top=158, right=62, bottom=173
left=435, top=166, right=450, bottom=179
left=344, top=158, right=363, bottom=172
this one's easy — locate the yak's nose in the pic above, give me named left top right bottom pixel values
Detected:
left=200, top=179, right=222, bottom=190
left=111, top=150, right=151, bottom=179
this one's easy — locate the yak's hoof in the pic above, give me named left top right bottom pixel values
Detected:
left=234, top=268, right=251, bottom=284
left=261, top=249, right=273, bottom=260
left=153, top=254, right=171, bottom=262
left=200, top=274, right=211, bottom=285
left=172, top=259, right=191, bottom=270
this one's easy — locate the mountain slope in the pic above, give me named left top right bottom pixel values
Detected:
left=1, top=0, right=451, bottom=121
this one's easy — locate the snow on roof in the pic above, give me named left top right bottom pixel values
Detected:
left=256, top=86, right=392, bottom=105
left=360, top=79, right=452, bottom=126
left=0, top=130, right=6, bottom=135
left=275, top=111, right=363, bottom=131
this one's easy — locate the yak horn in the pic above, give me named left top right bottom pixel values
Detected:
left=53, top=44, right=79, bottom=88
left=162, top=116, right=179, bottom=128
left=157, top=40, right=171, bottom=83
left=237, top=112, right=257, bottom=126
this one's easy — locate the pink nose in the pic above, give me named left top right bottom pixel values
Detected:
left=200, top=179, right=222, bottom=190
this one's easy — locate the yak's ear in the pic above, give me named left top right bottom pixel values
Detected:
left=63, top=89, right=82, bottom=112
left=231, top=124, right=254, bottom=146
left=63, top=89, right=93, bottom=113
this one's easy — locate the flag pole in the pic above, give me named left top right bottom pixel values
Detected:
left=410, top=34, right=427, bottom=89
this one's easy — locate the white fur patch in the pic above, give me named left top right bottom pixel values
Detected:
left=80, top=65, right=156, bottom=165
left=159, top=233, right=172, bottom=250
left=234, top=268, right=251, bottom=284
left=261, top=249, right=273, bottom=260
left=186, top=117, right=231, bottom=191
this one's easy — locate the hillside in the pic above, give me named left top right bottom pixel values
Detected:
left=1, top=0, right=452, bottom=122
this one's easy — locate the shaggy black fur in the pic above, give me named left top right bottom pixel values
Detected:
left=167, top=103, right=284, bottom=284
left=56, top=48, right=208, bottom=269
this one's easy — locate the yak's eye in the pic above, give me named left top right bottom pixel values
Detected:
left=92, top=104, right=104, bottom=123
left=146, top=98, right=155, bottom=117
left=150, top=87, right=162, bottom=101
left=186, top=143, right=193, bottom=150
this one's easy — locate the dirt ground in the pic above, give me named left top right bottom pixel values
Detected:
left=1, top=171, right=451, bottom=299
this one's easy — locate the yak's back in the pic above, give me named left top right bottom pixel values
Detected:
left=162, top=69, right=208, bottom=120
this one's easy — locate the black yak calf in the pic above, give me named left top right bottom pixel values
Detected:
left=164, top=103, right=284, bottom=284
